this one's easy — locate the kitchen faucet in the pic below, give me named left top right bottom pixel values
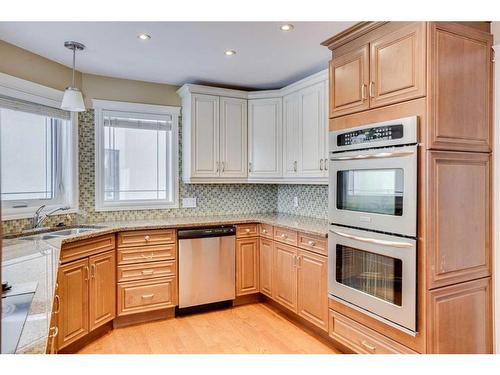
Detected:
left=31, top=205, right=71, bottom=229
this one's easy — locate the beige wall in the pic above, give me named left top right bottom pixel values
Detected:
left=0, top=40, right=180, bottom=106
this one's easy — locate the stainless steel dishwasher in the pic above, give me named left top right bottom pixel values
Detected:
left=178, top=226, right=236, bottom=308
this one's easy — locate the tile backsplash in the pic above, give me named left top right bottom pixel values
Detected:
left=2, top=110, right=327, bottom=234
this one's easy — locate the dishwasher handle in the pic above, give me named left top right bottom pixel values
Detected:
left=178, top=226, right=236, bottom=239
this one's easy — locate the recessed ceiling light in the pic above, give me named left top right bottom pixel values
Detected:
left=280, top=24, right=294, bottom=32
left=138, top=33, right=151, bottom=40
left=224, top=50, right=236, bottom=56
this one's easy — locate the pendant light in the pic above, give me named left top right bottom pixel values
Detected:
left=61, top=41, right=86, bottom=112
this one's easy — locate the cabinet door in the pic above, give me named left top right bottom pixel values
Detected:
left=272, top=242, right=297, bottom=312
left=259, top=238, right=273, bottom=297
left=427, top=151, right=491, bottom=289
left=248, top=98, right=283, bottom=178
left=282, top=92, right=300, bottom=177
left=369, top=22, right=425, bottom=108
left=329, top=44, right=369, bottom=118
left=427, top=22, right=492, bottom=152
left=300, top=82, right=327, bottom=177
left=58, top=258, right=89, bottom=350
left=89, top=250, right=116, bottom=331
left=236, top=237, right=259, bottom=296
left=428, top=277, right=492, bottom=353
left=219, top=97, right=248, bottom=178
left=297, top=250, right=328, bottom=331
left=191, top=94, right=220, bottom=177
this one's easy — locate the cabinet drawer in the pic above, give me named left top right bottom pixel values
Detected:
left=236, top=224, right=258, bottom=238
left=259, top=223, right=274, bottom=239
left=274, top=226, right=298, bottom=246
left=117, top=244, right=176, bottom=265
left=117, top=229, right=176, bottom=248
left=61, top=234, right=115, bottom=264
left=117, top=277, right=177, bottom=316
left=329, top=310, right=417, bottom=354
left=117, top=260, right=176, bottom=282
left=298, top=233, right=327, bottom=256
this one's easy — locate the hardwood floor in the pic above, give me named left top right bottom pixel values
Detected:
left=78, top=303, right=340, bottom=354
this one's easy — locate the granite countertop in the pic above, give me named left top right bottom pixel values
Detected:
left=1, top=213, right=328, bottom=354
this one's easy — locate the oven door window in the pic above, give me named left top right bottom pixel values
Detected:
left=337, top=168, right=404, bottom=216
left=335, top=244, right=402, bottom=306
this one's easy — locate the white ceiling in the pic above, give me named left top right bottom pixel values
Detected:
left=0, top=22, right=355, bottom=90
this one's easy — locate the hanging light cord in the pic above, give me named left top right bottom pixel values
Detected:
left=71, top=46, right=76, bottom=88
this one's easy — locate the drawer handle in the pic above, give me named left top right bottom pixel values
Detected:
left=245, top=228, right=251, bottom=233
left=307, top=240, right=316, bottom=247
left=262, top=229, right=267, bottom=234
left=281, top=233, right=287, bottom=239
left=141, top=270, right=155, bottom=275
left=361, top=340, right=376, bottom=352
left=54, top=294, right=61, bottom=314
left=49, top=326, right=59, bottom=339
left=142, top=294, right=155, bottom=299
left=144, top=235, right=151, bottom=242
left=141, top=253, right=154, bottom=259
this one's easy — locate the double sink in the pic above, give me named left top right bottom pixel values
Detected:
left=25, top=225, right=106, bottom=240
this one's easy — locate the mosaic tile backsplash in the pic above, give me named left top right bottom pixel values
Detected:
left=2, top=110, right=328, bottom=234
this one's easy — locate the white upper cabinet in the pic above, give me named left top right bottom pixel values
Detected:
left=283, top=92, right=301, bottom=177
left=248, top=98, right=283, bottom=179
left=219, top=97, right=247, bottom=178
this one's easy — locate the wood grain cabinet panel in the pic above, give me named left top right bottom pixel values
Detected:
left=427, top=151, right=491, bottom=289
left=427, top=277, right=492, bottom=353
left=89, top=250, right=116, bottom=331
left=60, top=234, right=115, bottom=264
left=117, top=244, right=176, bottom=265
left=369, top=22, right=426, bottom=108
left=297, top=232, right=327, bottom=256
left=259, top=223, right=274, bottom=239
left=236, top=224, right=259, bottom=238
left=117, top=260, right=176, bottom=283
left=272, top=242, right=298, bottom=312
left=236, top=237, right=260, bottom=296
left=427, top=22, right=492, bottom=152
left=117, top=229, right=176, bottom=248
left=259, top=238, right=274, bottom=297
left=274, top=226, right=298, bottom=246
left=329, top=44, right=370, bottom=117
left=297, top=250, right=328, bottom=331
left=57, top=258, right=89, bottom=350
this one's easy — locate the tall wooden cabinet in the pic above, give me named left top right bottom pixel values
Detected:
left=323, top=21, right=493, bottom=354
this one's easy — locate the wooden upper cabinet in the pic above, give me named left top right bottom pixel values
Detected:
left=329, top=44, right=369, bottom=117
left=427, top=151, right=491, bottom=289
left=272, top=242, right=298, bottom=312
left=427, top=22, right=492, bottom=152
left=58, top=258, right=89, bottom=350
left=89, top=250, right=116, bottom=331
left=259, top=238, right=273, bottom=297
left=427, top=277, right=492, bottom=353
left=236, top=237, right=259, bottom=296
left=369, top=22, right=426, bottom=108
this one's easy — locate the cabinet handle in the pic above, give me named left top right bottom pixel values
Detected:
left=221, top=162, right=225, bottom=172
left=142, top=294, right=155, bottom=300
left=293, top=161, right=297, bottom=172
left=91, top=264, right=96, bottom=279
left=49, top=326, right=59, bottom=339
left=262, top=229, right=267, bottom=234
left=320, top=159, right=324, bottom=171
left=54, top=294, right=61, bottom=314
left=141, top=252, right=154, bottom=259
left=361, top=84, right=367, bottom=100
left=84, top=266, right=89, bottom=282
left=248, top=162, right=252, bottom=172
left=281, top=233, right=287, bottom=239
left=293, top=255, right=297, bottom=267
left=369, top=81, right=375, bottom=98
left=144, top=235, right=151, bottom=242
left=307, top=240, right=316, bottom=247
left=141, top=270, right=155, bottom=275
left=324, top=159, right=328, bottom=171
left=296, top=255, right=302, bottom=268
left=361, top=340, right=376, bottom=352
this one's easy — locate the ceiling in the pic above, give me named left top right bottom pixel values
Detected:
left=0, top=22, right=355, bottom=90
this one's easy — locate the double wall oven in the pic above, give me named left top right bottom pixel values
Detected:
left=328, top=116, right=418, bottom=333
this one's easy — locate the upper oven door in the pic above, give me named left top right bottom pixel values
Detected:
left=329, top=145, right=417, bottom=237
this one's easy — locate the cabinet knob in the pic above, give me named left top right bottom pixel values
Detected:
left=308, top=240, right=316, bottom=247
left=262, top=229, right=267, bottom=234
left=281, top=233, right=287, bottom=238
left=245, top=228, right=251, bottom=233
left=144, top=235, right=151, bottom=242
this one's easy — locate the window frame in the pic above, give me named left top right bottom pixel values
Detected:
left=93, top=99, right=180, bottom=211
left=0, top=73, right=79, bottom=220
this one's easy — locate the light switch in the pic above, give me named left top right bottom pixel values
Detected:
left=293, top=196, right=299, bottom=208
left=182, top=197, right=197, bottom=208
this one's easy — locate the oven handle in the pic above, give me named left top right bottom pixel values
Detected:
left=330, top=230, right=414, bottom=248
left=330, top=149, right=415, bottom=161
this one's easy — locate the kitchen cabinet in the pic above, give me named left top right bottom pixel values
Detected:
left=328, top=22, right=425, bottom=118
left=248, top=98, right=283, bottom=179
left=259, top=237, right=273, bottom=297
left=272, top=242, right=298, bottom=312
left=89, top=251, right=116, bottom=330
left=283, top=92, right=301, bottom=177
left=236, top=237, right=260, bottom=296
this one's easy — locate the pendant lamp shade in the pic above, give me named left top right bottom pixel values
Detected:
left=61, top=41, right=86, bottom=112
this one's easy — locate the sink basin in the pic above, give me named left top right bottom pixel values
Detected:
left=49, top=227, right=97, bottom=236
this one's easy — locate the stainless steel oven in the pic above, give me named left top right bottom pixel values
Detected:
left=329, top=116, right=418, bottom=237
left=329, top=225, right=416, bottom=332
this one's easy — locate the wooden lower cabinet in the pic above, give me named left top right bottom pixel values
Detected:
left=427, top=277, right=492, bottom=353
left=89, top=251, right=116, bottom=330
left=272, top=242, right=298, bottom=312
left=297, top=250, right=328, bottom=331
left=57, top=258, right=90, bottom=350
left=236, top=237, right=259, bottom=296
left=259, top=238, right=273, bottom=297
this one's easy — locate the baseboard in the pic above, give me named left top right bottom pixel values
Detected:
left=233, top=293, right=263, bottom=306
left=113, top=307, right=175, bottom=329
left=58, top=321, right=113, bottom=354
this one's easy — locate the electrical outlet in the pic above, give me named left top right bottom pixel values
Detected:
left=293, top=196, right=299, bottom=208
left=182, top=197, right=197, bottom=208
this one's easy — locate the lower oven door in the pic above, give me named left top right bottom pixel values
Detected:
left=328, top=225, right=416, bottom=332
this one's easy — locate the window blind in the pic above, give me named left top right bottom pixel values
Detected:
left=104, top=116, right=172, bottom=131
left=0, top=95, right=71, bottom=120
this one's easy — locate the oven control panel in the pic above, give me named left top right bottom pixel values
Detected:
left=337, top=124, right=404, bottom=146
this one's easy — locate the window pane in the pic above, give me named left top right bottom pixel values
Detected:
left=103, top=116, right=171, bottom=202
left=0, top=108, right=55, bottom=201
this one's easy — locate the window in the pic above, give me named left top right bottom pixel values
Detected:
left=94, top=100, right=179, bottom=211
left=0, top=92, right=78, bottom=220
